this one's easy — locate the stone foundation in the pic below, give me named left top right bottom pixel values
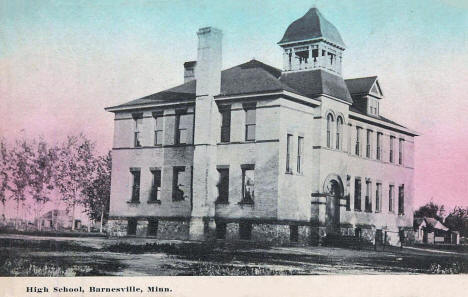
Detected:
left=157, top=220, right=190, bottom=240
left=107, top=218, right=189, bottom=240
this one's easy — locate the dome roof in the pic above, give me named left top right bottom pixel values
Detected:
left=278, top=8, right=345, bottom=49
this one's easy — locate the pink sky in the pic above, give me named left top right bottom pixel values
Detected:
left=1, top=1, right=467, bottom=212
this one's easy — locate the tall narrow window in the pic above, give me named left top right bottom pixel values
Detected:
left=130, top=169, right=141, bottom=203
left=149, top=169, right=161, bottom=202
left=366, top=130, right=372, bottom=158
left=376, top=132, right=382, bottom=160
left=336, top=117, right=343, bottom=150
left=326, top=114, right=333, bottom=148
left=376, top=183, right=382, bottom=212
left=133, top=115, right=143, bottom=147
left=355, top=127, right=361, bottom=156
left=216, top=168, right=229, bottom=204
left=398, top=185, right=405, bottom=215
left=153, top=112, right=164, bottom=146
left=241, top=165, right=255, bottom=204
left=399, top=139, right=404, bottom=165
left=365, top=180, right=372, bottom=212
left=245, top=107, right=256, bottom=141
left=286, top=134, right=293, bottom=173
left=389, top=185, right=395, bottom=213
left=172, top=167, right=185, bottom=201
left=354, top=178, right=361, bottom=211
left=220, top=107, right=231, bottom=143
left=175, top=113, right=189, bottom=144
left=389, top=136, right=395, bottom=163
left=297, top=136, right=304, bottom=173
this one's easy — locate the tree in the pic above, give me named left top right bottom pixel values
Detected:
left=54, top=134, right=95, bottom=230
left=27, top=138, right=57, bottom=230
left=8, top=139, right=33, bottom=228
left=414, top=201, right=445, bottom=221
left=81, top=151, right=111, bottom=233
left=444, top=206, right=468, bottom=237
left=0, top=138, right=10, bottom=221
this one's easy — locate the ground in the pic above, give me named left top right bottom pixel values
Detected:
left=0, top=234, right=466, bottom=276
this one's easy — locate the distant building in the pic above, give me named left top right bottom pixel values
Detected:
left=414, top=217, right=459, bottom=244
left=36, top=209, right=80, bottom=231
left=105, top=8, right=418, bottom=245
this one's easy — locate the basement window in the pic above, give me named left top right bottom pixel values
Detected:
left=216, top=222, right=227, bottom=239
left=147, top=219, right=158, bottom=237
left=290, top=225, right=299, bottom=242
left=239, top=222, right=252, bottom=240
left=127, top=218, right=137, bottom=236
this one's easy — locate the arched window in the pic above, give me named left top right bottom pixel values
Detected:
left=336, top=116, right=343, bottom=150
left=326, top=114, right=334, bottom=148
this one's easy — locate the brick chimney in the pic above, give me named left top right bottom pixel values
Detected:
left=183, top=61, right=197, bottom=83
left=190, top=27, right=223, bottom=241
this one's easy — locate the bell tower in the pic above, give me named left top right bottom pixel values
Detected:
left=278, top=8, right=345, bottom=75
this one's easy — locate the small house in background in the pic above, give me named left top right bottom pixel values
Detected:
left=36, top=209, right=87, bottom=231
left=414, top=217, right=459, bottom=244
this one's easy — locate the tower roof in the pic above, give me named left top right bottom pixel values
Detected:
left=278, top=8, right=345, bottom=49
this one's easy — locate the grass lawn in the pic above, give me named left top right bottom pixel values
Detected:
left=0, top=234, right=466, bottom=276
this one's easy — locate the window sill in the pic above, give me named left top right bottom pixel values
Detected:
left=147, top=200, right=162, bottom=204
left=285, top=171, right=293, bottom=175
left=238, top=200, right=254, bottom=206
left=354, top=209, right=362, bottom=212
left=127, top=201, right=140, bottom=204
left=172, top=198, right=185, bottom=202
left=215, top=201, right=229, bottom=205
left=364, top=210, right=373, bottom=213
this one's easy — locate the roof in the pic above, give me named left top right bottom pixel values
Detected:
left=106, top=59, right=413, bottom=133
left=280, top=69, right=353, bottom=104
left=345, top=76, right=378, bottom=95
left=414, top=217, right=449, bottom=231
left=278, top=8, right=345, bottom=48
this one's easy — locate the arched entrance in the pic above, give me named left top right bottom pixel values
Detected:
left=323, top=175, right=344, bottom=232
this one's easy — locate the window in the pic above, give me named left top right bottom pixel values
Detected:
left=376, top=183, right=382, bottom=212
left=147, top=219, right=158, bottom=236
left=398, top=140, right=403, bottom=165
left=365, top=180, right=372, bottom=212
left=241, top=165, right=255, bottom=204
left=286, top=134, right=293, bottom=173
left=239, top=222, right=252, bottom=240
left=130, top=169, right=141, bottom=203
left=389, top=185, right=395, bottom=212
left=172, top=167, right=185, bottom=201
left=376, top=132, right=382, bottom=160
left=216, top=168, right=229, bottom=204
left=297, top=136, right=304, bottom=173
left=153, top=113, right=164, bottom=146
left=216, top=222, right=227, bottom=239
left=127, top=218, right=137, bottom=236
left=389, top=136, right=395, bottom=163
left=245, top=107, right=256, bottom=141
left=326, top=114, right=333, bottom=148
left=336, top=117, right=343, bottom=150
left=220, top=107, right=231, bottom=142
left=149, top=169, right=161, bottom=202
left=366, top=130, right=372, bottom=158
left=133, top=115, right=143, bottom=147
left=355, top=127, right=361, bottom=156
left=354, top=178, right=361, bottom=211
left=290, top=225, right=299, bottom=242
left=175, top=111, right=191, bottom=144
left=398, top=185, right=405, bottom=215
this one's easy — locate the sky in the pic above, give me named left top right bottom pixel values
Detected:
left=0, top=0, right=467, bottom=211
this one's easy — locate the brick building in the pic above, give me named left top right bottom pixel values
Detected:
left=105, top=8, right=418, bottom=245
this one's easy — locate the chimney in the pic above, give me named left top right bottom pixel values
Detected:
left=190, top=27, right=223, bottom=241
left=195, top=27, right=222, bottom=97
left=183, top=61, right=197, bottom=83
